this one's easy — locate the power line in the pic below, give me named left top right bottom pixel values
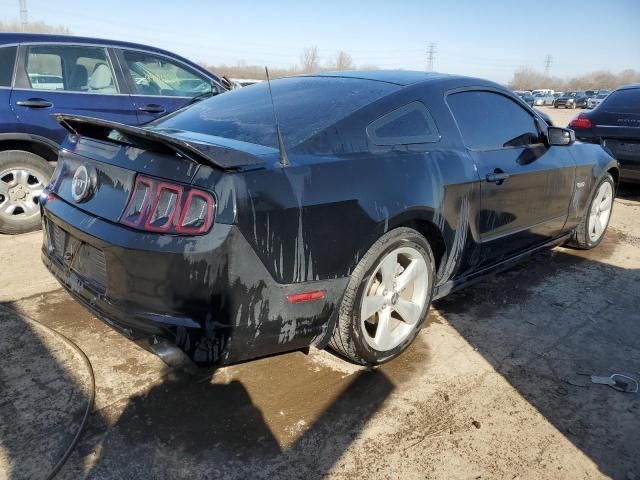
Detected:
left=19, top=0, right=28, bottom=25
left=544, top=55, right=553, bottom=76
left=426, top=42, right=437, bottom=71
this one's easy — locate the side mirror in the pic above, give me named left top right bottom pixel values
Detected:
left=548, top=127, right=575, bottom=146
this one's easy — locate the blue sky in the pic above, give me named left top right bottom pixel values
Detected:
left=2, top=0, right=639, bottom=82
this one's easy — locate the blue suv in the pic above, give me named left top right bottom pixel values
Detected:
left=0, top=33, right=225, bottom=234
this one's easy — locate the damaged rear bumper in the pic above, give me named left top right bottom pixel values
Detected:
left=41, top=196, right=349, bottom=366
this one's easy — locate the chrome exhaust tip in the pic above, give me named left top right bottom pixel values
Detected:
left=149, top=338, right=192, bottom=368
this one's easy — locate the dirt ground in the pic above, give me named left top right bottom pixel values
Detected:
left=1, top=107, right=639, bottom=480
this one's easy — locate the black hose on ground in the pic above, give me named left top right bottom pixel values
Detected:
left=1, top=305, right=96, bottom=480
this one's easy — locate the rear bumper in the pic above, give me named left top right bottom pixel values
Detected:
left=41, top=195, right=349, bottom=366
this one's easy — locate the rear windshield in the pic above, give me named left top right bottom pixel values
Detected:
left=602, top=89, right=640, bottom=113
left=150, top=76, right=399, bottom=149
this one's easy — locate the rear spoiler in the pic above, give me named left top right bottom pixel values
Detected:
left=54, top=114, right=264, bottom=170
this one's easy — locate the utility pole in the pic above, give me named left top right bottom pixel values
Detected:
left=426, top=43, right=437, bottom=71
left=544, top=55, right=553, bottom=76
left=19, top=0, right=28, bottom=26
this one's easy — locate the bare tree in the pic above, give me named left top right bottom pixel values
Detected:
left=300, top=46, right=320, bottom=73
left=0, top=20, right=70, bottom=34
left=334, top=51, right=354, bottom=70
left=508, top=66, right=640, bottom=91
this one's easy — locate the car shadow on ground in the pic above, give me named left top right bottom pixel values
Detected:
left=433, top=232, right=640, bottom=479
left=1, top=294, right=395, bottom=479
left=0, top=300, right=104, bottom=480
left=77, top=365, right=393, bottom=479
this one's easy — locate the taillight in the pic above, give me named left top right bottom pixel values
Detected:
left=569, top=113, right=592, bottom=129
left=120, top=175, right=215, bottom=235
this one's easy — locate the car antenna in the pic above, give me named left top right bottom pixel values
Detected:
left=264, top=66, right=289, bottom=167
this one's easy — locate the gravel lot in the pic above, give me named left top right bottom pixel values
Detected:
left=1, top=107, right=639, bottom=480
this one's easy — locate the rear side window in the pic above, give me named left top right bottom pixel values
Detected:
left=602, top=89, right=640, bottom=113
left=367, top=102, right=440, bottom=145
left=25, top=45, right=118, bottom=93
left=0, top=46, right=17, bottom=87
left=448, top=91, right=541, bottom=150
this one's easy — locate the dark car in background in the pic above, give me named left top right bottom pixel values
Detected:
left=569, top=84, right=640, bottom=182
left=576, top=95, right=590, bottom=109
left=516, top=91, right=535, bottom=106
left=40, top=71, right=618, bottom=368
left=0, top=33, right=225, bottom=234
left=554, top=91, right=586, bottom=109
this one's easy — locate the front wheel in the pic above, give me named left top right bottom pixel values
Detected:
left=567, top=174, right=615, bottom=249
left=0, top=150, right=53, bottom=234
left=330, top=228, right=435, bottom=365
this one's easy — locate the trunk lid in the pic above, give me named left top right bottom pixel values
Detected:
left=50, top=115, right=267, bottom=223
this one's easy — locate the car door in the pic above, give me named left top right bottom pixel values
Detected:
left=447, top=89, right=575, bottom=266
left=10, top=43, right=137, bottom=146
left=114, top=48, right=218, bottom=124
left=0, top=46, right=19, bottom=133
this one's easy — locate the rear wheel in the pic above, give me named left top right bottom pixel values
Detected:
left=330, top=228, right=435, bottom=365
left=0, top=150, right=53, bottom=234
left=567, top=174, right=615, bottom=249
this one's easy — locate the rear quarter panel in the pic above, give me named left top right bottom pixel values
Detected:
left=230, top=81, right=484, bottom=288
left=565, top=142, right=619, bottom=230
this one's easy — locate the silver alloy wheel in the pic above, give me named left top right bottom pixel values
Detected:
left=0, top=167, right=46, bottom=221
left=587, top=181, right=613, bottom=243
left=360, top=246, right=429, bottom=351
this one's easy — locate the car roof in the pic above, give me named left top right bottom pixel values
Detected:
left=0, top=32, right=220, bottom=82
left=299, top=70, right=468, bottom=86
left=618, top=84, right=640, bottom=90
left=0, top=32, right=173, bottom=54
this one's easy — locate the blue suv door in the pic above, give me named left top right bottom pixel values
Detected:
left=114, top=48, right=220, bottom=124
left=10, top=44, right=137, bottom=146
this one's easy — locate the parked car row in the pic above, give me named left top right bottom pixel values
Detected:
left=515, top=89, right=612, bottom=110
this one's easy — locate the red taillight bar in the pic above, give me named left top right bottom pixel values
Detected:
left=143, top=183, right=183, bottom=232
left=120, top=174, right=215, bottom=235
left=176, top=190, right=215, bottom=234
left=121, top=176, right=154, bottom=228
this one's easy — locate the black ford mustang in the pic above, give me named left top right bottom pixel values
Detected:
left=40, top=71, right=618, bottom=367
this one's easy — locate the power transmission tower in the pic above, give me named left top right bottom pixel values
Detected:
left=19, top=0, right=28, bottom=26
left=426, top=43, right=437, bottom=71
left=544, top=55, right=553, bottom=76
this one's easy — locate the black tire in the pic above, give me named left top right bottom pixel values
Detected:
left=0, top=150, right=53, bottom=234
left=329, top=227, right=435, bottom=365
left=567, top=173, right=615, bottom=249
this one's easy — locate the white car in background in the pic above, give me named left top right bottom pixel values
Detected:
left=532, top=89, right=554, bottom=96
left=533, top=93, right=555, bottom=106
left=587, top=91, right=610, bottom=109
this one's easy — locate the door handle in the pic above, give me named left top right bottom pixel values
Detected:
left=15, top=99, right=53, bottom=108
left=485, top=170, right=510, bottom=184
left=138, top=104, right=165, bottom=114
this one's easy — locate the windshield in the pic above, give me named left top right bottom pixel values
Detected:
left=597, top=93, right=608, bottom=99
left=149, top=76, right=399, bottom=149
